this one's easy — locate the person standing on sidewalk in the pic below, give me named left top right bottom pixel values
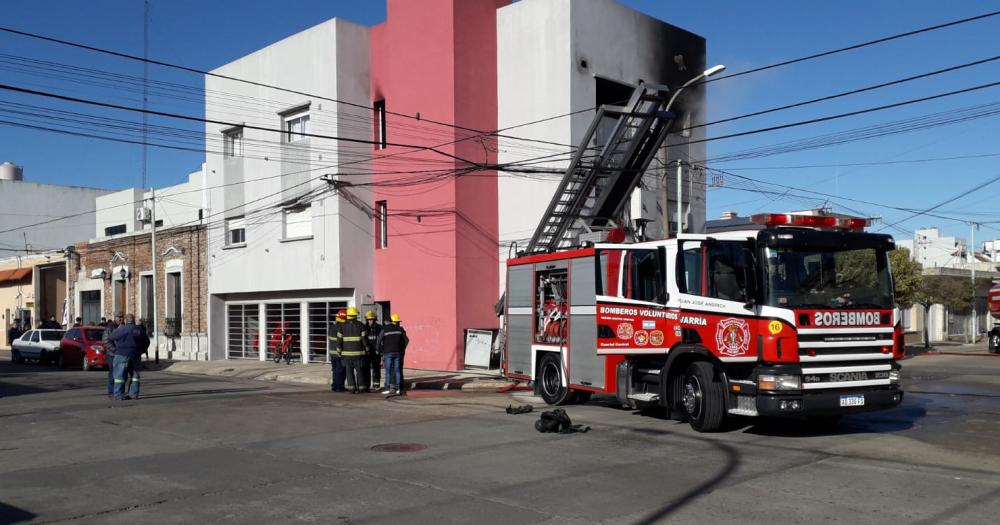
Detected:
left=102, top=315, right=121, bottom=399
left=363, top=310, right=382, bottom=392
left=111, top=314, right=149, bottom=401
left=378, top=313, right=409, bottom=395
left=338, top=307, right=368, bottom=394
left=328, top=309, right=348, bottom=392
left=7, top=319, right=23, bottom=347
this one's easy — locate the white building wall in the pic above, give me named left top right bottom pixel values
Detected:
left=94, top=167, right=206, bottom=239
left=497, top=0, right=707, bottom=288
left=0, top=180, right=112, bottom=257
left=202, top=19, right=372, bottom=359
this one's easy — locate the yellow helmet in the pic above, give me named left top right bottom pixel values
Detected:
left=390, top=313, right=401, bottom=323
left=346, top=306, right=359, bottom=318
left=365, top=310, right=376, bottom=320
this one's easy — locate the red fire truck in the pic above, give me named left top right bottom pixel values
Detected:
left=985, top=283, right=1000, bottom=353
left=503, top=213, right=905, bottom=432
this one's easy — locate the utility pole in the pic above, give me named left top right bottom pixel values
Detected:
left=150, top=188, right=159, bottom=364
left=675, top=160, right=684, bottom=235
left=971, top=221, right=978, bottom=344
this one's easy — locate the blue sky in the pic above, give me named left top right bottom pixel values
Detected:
left=2, top=0, right=999, bottom=243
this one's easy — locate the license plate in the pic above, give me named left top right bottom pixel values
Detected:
left=840, top=394, right=865, bottom=407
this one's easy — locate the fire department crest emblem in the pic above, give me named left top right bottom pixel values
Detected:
left=715, top=318, right=750, bottom=357
left=649, top=330, right=664, bottom=346
left=633, top=330, right=649, bottom=346
left=616, top=323, right=634, bottom=341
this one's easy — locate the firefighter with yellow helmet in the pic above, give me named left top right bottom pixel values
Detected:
left=377, top=312, right=409, bottom=395
left=328, top=309, right=348, bottom=392
left=363, top=310, right=382, bottom=392
left=337, top=306, right=368, bottom=393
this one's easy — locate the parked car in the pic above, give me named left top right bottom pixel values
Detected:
left=11, top=329, right=66, bottom=364
left=59, top=326, right=109, bottom=370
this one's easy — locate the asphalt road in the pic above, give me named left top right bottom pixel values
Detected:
left=1, top=354, right=999, bottom=524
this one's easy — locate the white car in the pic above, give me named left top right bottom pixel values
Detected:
left=11, top=329, right=66, bottom=364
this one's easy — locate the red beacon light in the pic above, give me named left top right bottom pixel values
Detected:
left=751, top=213, right=872, bottom=231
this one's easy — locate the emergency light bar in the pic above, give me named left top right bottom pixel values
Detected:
left=750, top=213, right=872, bottom=231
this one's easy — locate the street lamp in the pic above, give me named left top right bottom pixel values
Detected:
left=662, top=64, right=726, bottom=237
left=119, top=268, right=127, bottom=280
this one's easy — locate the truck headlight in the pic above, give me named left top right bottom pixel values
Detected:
left=888, top=370, right=900, bottom=383
left=758, top=374, right=801, bottom=391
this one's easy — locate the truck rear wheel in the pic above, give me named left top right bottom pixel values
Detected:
left=990, top=332, right=1000, bottom=354
left=681, top=361, right=727, bottom=432
left=538, top=353, right=571, bottom=405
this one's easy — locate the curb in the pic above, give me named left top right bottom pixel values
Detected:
left=909, top=351, right=1000, bottom=358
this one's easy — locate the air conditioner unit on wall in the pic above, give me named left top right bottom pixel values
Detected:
left=136, top=207, right=151, bottom=222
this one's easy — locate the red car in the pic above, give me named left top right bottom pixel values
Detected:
left=59, top=326, right=109, bottom=370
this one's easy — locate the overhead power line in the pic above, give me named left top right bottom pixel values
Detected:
left=690, top=53, right=1000, bottom=130
left=683, top=79, right=1000, bottom=148
left=0, top=82, right=480, bottom=165
left=703, top=9, right=1000, bottom=83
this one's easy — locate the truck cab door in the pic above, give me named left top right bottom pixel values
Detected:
left=595, top=245, right=671, bottom=352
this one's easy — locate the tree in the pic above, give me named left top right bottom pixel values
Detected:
left=889, top=248, right=922, bottom=309
left=915, top=274, right=971, bottom=348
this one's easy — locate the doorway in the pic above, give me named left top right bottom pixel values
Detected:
left=80, top=291, right=101, bottom=325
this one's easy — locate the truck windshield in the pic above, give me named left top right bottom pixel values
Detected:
left=764, top=246, right=893, bottom=309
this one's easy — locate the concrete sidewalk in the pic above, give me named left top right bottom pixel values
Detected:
left=157, top=359, right=516, bottom=392
left=906, top=340, right=1000, bottom=357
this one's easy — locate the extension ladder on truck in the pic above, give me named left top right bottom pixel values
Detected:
left=524, top=82, right=675, bottom=254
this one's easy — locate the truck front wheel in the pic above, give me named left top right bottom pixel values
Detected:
left=537, top=353, right=571, bottom=405
left=990, top=331, right=1000, bottom=354
left=681, top=361, right=727, bottom=432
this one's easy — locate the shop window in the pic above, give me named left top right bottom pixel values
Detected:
left=226, top=304, right=259, bottom=359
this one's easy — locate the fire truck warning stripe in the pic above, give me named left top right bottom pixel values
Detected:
left=800, top=353, right=892, bottom=362
left=802, top=379, right=891, bottom=390
left=508, top=307, right=532, bottom=315
left=798, top=327, right=893, bottom=335
left=801, top=364, right=892, bottom=374
left=570, top=306, right=596, bottom=315
left=719, top=356, right=757, bottom=362
left=798, top=340, right=888, bottom=348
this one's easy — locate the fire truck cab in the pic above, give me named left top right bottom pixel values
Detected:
left=503, top=213, right=905, bottom=432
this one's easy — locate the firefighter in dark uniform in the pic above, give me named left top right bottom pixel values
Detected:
left=328, top=309, right=347, bottom=392
left=338, top=307, right=368, bottom=394
left=363, top=310, right=382, bottom=392
left=378, top=313, right=409, bottom=395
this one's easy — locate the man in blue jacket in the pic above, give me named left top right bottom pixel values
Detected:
left=111, top=314, right=150, bottom=400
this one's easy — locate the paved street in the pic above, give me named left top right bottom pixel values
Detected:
left=1, top=353, right=999, bottom=524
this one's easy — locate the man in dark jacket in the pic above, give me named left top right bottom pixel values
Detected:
left=377, top=313, right=409, bottom=395
left=111, top=314, right=149, bottom=400
left=363, top=310, right=382, bottom=393
left=103, top=315, right=121, bottom=399
left=338, top=307, right=368, bottom=394
left=7, top=320, right=23, bottom=347
left=328, top=309, right=347, bottom=392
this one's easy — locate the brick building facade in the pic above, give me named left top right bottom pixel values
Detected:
left=70, top=225, right=208, bottom=360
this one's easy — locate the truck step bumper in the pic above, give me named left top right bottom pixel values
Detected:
left=756, top=387, right=903, bottom=417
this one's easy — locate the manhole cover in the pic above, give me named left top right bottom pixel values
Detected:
left=370, top=443, right=427, bottom=453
